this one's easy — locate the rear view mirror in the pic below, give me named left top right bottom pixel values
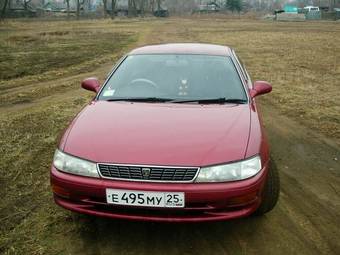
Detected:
left=250, top=81, right=272, bottom=98
left=81, top=77, right=100, bottom=93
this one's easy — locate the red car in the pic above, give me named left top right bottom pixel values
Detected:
left=51, top=43, right=280, bottom=222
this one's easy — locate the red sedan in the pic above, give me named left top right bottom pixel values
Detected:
left=51, top=43, right=280, bottom=222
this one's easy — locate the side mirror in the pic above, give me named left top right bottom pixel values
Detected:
left=81, top=77, right=100, bottom=93
left=249, top=81, right=272, bottom=98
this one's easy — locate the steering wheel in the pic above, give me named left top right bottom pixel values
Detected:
left=128, top=78, right=159, bottom=89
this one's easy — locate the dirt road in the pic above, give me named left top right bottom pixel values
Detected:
left=1, top=18, right=339, bottom=255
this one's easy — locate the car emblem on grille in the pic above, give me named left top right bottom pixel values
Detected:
left=142, top=168, right=151, bottom=179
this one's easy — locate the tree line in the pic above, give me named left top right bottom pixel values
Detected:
left=0, top=0, right=164, bottom=19
left=0, top=0, right=264, bottom=20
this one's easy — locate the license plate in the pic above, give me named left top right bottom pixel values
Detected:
left=106, top=189, right=185, bottom=208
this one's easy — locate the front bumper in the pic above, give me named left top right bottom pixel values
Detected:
left=50, top=162, right=269, bottom=222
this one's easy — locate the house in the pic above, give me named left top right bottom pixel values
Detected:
left=198, top=2, right=221, bottom=12
left=42, top=1, right=68, bottom=12
left=106, top=0, right=168, bottom=17
left=283, top=4, right=298, bottom=13
left=6, top=0, right=38, bottom=17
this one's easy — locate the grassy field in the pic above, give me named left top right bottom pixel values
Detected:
left=0, top=18, right=339, bottom=254
left=1, top=18, right=339, bottom=136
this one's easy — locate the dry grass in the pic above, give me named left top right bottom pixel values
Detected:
left=0, top=19, right=139, bottom=105
left=0, top=17, right=339, bottom=254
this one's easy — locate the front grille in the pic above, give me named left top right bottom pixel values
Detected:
left=98, top=164, right=199, bottom=182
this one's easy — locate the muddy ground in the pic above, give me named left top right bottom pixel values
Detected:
left=0, top=18, right=339, bottom=255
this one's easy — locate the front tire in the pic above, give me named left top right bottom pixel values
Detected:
left=255, top=158, right=280, bottom=215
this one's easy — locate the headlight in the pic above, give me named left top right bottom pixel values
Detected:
left=53, top=149, right=99, bottom=178
left=195, top=156, right=262, bottom=182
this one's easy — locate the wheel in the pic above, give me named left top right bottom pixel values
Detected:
left=255, top=157, right=280, bottom=215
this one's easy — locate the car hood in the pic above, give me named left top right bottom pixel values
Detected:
left=62, top=101, right=251, bottom=166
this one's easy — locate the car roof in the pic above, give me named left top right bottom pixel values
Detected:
left=128, top=43, right=232, bottom=56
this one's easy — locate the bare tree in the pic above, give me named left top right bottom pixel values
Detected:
left=65, top=0, right=70, bottom=18
left=150, top=0, right=155, bottom=12
left=76, top=0, right=80, bottom=18
left=103, top=0, right=107, bottom=17
left=83, top=0, right=91, bottom=13
left=132, top=0, right=137, bottom=16
left=23, top=0, right=32, bottom=11
left=111, top=0, right=116, bottom=19
left=128, top=0, right=132, bottom=17
left=165, top=0, right=195, bottom=14
left=1, top=0, right=9, bottom=20
left=128, top=0, right=137, bottom=17
left=140, top=0, right=146, bottom=17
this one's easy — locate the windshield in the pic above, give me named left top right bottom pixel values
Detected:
left=98, top=54, right=247, bottom=102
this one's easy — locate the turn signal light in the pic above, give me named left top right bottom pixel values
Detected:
left=228, top=192, right=258, bottom=206
left=52, top=184, right=70, bottom=199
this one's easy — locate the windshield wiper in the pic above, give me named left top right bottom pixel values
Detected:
left=106, top=97, right=174, bottom=102
left=170, top=98, right=248, bottom=104
left=106, top=97, right=248, bottom=104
